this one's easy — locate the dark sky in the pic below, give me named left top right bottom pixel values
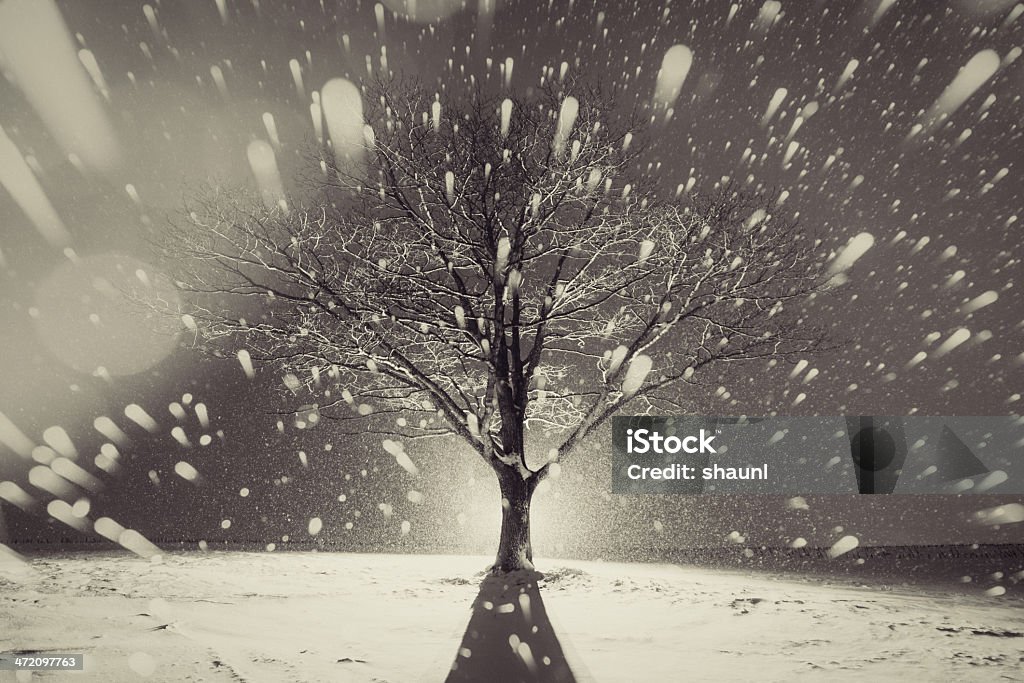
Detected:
left=0, top=0, right=1022, bottom=554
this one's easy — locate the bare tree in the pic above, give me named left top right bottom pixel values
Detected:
left=161, top=77, right=824, bottom=572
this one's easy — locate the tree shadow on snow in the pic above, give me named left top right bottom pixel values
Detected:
left=445, top=571, right=576, bottom=683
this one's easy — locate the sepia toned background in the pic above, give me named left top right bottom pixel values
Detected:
left=1, top=0, right=1022, bottom=556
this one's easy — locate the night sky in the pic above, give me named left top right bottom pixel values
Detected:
left=0, top=0, right=1022, bottom=555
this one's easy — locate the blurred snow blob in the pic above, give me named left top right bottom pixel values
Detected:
left=128, top=652, right=157, bottom=677
left=380, top=0, right=471, bottom=23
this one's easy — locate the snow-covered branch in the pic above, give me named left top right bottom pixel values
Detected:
left=158, top=77, right=825, bottom=481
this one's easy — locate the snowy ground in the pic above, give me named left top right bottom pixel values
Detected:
left=1, top=550, right=1022, bottom=682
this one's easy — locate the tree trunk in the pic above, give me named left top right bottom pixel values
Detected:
left=493, top=471, right=536, bottom=573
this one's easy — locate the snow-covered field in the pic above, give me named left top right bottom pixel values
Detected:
left=1, top=550, right=1022, bottom=682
